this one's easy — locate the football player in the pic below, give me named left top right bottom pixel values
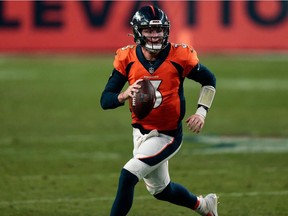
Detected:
left=101, top=5, right=218, bottom=216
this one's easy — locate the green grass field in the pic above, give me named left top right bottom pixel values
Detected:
left=0, top=54, right=287, bottom=216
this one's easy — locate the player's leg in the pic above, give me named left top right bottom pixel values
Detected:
left=146, top=161, right=218, bottom=216
left=144, top=161, right=198, bottom=209
left=110, top=168, right=138, bottom=216
left=111, top=129, right=181, bottom=215
left=138, top=131, right=218, bottom=215
left=133, top=129, right=200, bottom=208
left=110, top=129, right=166, bottom=216
left=111, top=128, right=218, bottom=215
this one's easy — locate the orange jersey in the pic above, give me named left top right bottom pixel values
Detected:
left=114, top=43, right=199, bottom=132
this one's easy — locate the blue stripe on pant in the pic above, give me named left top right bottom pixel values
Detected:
left=138, top=135, right=182, bottom=166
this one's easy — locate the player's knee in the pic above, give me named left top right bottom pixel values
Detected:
left=146, top=183, right=168, bottom=195
left=153, top=182, right=172, bottom=200
left=118, top=168, right=139, bottom=188
left=123, top=158, right=151, bottom=180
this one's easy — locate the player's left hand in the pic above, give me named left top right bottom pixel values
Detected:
left=186, top=114, right=205, bottom=134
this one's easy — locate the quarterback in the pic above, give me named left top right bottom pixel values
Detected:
left=100, top=5, right=218, bottom=216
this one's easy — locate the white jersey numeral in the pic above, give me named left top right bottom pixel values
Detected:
left=150, top=80, right=162, bottom=108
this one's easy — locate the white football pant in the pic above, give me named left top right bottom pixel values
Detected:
left=124, top=128, right=182, bottom=195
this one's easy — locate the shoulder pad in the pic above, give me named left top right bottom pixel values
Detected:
left=114, top=45, right=136, bottom=75
left=170, top=43, right=199, bottom=76
left=171, top=43, right=195, bottom=53
left=115, top=45, right=136, bottom=60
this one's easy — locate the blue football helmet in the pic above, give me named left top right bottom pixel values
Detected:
left=130, top=5, right=170, bottom=53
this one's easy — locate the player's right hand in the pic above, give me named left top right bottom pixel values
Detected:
left=118, top=79, right=143, bottom=102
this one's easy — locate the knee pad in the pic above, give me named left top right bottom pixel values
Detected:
left=123, top=158, right=152, bottom=180
left=145, top=173, right=170, bottom=195
left=146, top=183, right=168, bottom=195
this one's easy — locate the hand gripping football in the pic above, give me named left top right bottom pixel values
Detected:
left=130, top=79, right=156, bottom=119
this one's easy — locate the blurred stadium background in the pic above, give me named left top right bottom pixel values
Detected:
left=0, top=1, right=287, bottom=216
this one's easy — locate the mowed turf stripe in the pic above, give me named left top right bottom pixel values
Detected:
left=218, top=78, right=288, bottom=91
left=184, top=135, right=288, bottom=154
left=183, top=78, right=288, bottom=91
left=0, top=190, right=287, bottom=206
left=4, top=169, right=230, bottom=181
left=0, top=134, right=130, bottom=145
left=1, top=135, right=287, bottom=154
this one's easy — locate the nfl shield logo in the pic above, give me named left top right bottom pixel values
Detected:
left=149, top=67, right=154, bottom=74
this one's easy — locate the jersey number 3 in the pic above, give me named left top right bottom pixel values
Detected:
left=150, top=80, right=162, bottom=108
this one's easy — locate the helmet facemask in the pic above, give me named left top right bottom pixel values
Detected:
left=130, top=6, right=170, bottom=53
left=139, top=24, right=169, bottom=53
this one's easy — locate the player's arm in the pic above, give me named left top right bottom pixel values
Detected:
left=100, top=69, right=127, bottom=109
left=188, top=63, right=216, bottom=88
left=187, top=63, right=216, bottom=113
left=186, top=64, right=216, bottom=133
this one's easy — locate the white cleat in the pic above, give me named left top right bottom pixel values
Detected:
left=196, top=193, right=218, bottom=216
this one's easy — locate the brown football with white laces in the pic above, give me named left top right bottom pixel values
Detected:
left=129, top=79, right=156, bottom=119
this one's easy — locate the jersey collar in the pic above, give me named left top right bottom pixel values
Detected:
left=136, top=43, right=171, bottom=74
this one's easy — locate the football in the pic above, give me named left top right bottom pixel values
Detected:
left=130, top=79, right=156, bottom=119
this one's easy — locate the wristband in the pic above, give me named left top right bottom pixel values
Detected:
left=198, top=85, right=216, bottom=108
left=195, top=106, right=207, bottom=119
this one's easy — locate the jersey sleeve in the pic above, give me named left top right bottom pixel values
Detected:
left=113, top=45, right=136, bottom=77
left=100, top=69, right=127, bottom=110
left=183, top=45, right=199, bottom=77
left=170, top=43, right=199, bottom=77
